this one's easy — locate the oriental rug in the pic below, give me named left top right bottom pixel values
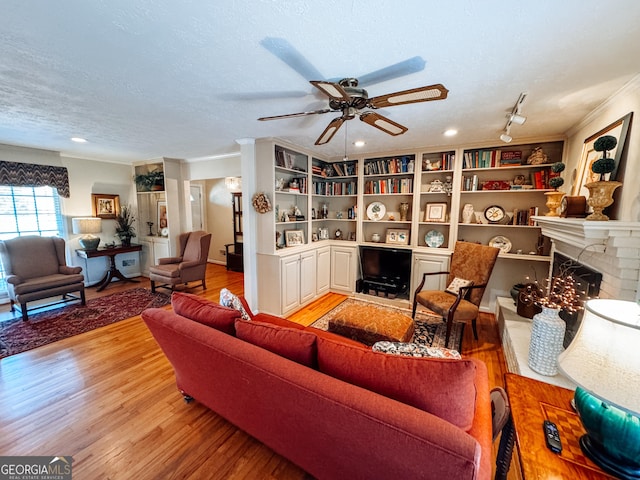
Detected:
left=0, top=288, right=170, bottom=358
left=311, top=297, right=465, bottom=351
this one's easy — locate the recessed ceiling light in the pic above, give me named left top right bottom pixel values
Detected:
left=353, top=140, right=365, bottom=147
left=443, top=129, right=458, bottom=137
left=71, top=137, right=88, bottom=143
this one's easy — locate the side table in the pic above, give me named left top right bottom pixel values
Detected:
left=76, top=244, right=142, bottom=291
left=503, top=373, right=615, bottom=479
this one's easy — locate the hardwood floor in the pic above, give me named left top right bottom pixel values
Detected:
left=0, top=263, right=518, bottom=479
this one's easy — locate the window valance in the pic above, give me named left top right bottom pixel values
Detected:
left=0, top=160, right=70, bottom=198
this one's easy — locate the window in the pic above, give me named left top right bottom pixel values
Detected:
left=0, top=185, right=63, bottom=296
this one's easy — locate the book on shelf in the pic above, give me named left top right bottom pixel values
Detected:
left=463, top=149, right=524, bottom=168
left=511, top=206, right=539, bottom=226
left=364, top=155, right=414, bottom=175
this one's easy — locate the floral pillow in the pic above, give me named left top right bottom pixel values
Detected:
left=372, top=341, right=461, bottom=359
left=445, top=277, right=473, bottom=296
left=219, top=288, right=250, bottom=321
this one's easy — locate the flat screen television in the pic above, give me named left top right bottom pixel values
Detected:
left=359, top=246, right=412, bottom=298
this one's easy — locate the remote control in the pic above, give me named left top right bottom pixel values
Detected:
left=543, top=420, right=562, bottom=453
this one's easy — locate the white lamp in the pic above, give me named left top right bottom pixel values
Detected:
left=72, top=217, right=102, bottom=250
left=557, top=299, right=640, bottom=478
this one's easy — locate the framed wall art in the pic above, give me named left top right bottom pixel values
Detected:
left=285, top=229, right=305, bottom=247
left=91, top=193, right=120, bottom=219
left=572, top=112, right=632, bottom=198
left=385, top=229, right=409, bottom=245
left=157, top=201, right=168, bottom=229
left=424, top=202, right=447, bottom=222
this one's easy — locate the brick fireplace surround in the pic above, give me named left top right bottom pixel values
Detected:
left=498, top=217, right=640, bottom=387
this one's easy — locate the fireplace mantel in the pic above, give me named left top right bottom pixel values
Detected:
left=532, top=216, right=640, bottom=301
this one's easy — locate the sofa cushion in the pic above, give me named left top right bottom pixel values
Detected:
left=219, top=288, right=251, bottom=320
left=372, top=341, right=462, bottom=359
left=235, top=320, right=317, bottom=367
left=171, top=292, right=240, bottom=335
left=317, top=336, right=477, bottom=430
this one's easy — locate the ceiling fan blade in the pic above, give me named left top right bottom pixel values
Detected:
left=310, top=81, right=351, bottom=101
left=357, top=56, right=426, bottom=87
left=315, top=117, right=345, bottom=145
left=260, top=37, right=325, bottom=81
left=369, top=84, right=449, bottom=108
left=258, top=109, right=332, bottom=121
left=360, top=112, right=408, bottom=136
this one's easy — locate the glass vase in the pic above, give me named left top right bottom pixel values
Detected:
left=528, top=306, right=565, bottom=376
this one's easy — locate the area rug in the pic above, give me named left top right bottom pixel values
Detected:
left=0, top=288, right=170, bottom=358
left=311, top=297, right=465, bottom=351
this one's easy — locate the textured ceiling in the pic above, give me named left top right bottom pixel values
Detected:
left=1, top=0, right=640, bottom=163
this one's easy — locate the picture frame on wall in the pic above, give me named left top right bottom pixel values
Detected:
left=285, top=229, right=305, bottom=247
left=424, top=202, right=447, bottom=222
left=572, top=112, right=632, bottom=198
left=157, top=201, right=168, bottom=230
left=91, top=193, right=120, bottom=219
left=385, top=228, right=409, bottom=245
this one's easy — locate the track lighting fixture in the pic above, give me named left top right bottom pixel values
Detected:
left=500, top=92, right=527, bottom=142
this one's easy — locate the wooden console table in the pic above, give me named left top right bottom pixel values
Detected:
left=503, top=373, right=614, bottom=479
left=76, top=244, right=142, bottom=291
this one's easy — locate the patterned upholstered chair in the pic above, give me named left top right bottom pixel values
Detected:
left=149, top=231, right=211, bottom=293
left=0, top=235, right=85, bottom=321
left=412, top=241, right=500, bottom=347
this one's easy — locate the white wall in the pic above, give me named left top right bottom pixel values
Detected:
left=205, top=178, right=235, bottom=265
left=563, top=76, right=640, bottom=221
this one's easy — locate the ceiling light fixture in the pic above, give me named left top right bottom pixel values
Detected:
left=444, top=129, right=458, bottom=137
left=500, top=92, right=527, bottom=143
left=353, top=140, right=365, bottom=147
left=71, top=137, right=87, bottom=143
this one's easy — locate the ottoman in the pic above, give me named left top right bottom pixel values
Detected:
left=328, top=303, right=415, bottom=346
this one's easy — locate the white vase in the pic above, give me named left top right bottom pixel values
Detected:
left=462, top=203, right=475, bottom=224
left=528, top=306, right=566, bottom=376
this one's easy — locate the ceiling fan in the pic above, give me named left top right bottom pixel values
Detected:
left=256, top=38, right=449, bottom=145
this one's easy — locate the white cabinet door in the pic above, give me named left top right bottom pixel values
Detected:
left=331, top=246, right=355, bottom=292
left=281, top=255, right=301, bottom=314
left=411, top=252, right=450, bottom=301
left=316, top=246, right=331, bottom=295
left=154, top=239, right=170, bottom=263
left=139, top=239, right=153, bottom=276
left=299, top=250, right=317, bottom=304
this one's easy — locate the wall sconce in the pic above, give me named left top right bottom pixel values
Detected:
left=500, top=92, right=528, bottom=143
left=72, top=217, right=102, bottom=250
left=225, top=177, right=242, bottom=192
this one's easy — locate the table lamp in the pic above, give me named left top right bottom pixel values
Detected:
left=557, top=298, right=640, bottom=479
left=72, top=217, right=102, bottom=250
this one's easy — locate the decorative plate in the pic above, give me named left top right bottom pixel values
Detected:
left=489, top=235, right=512, bottom=253
left=366, top=201, right=386, bottom=221
left=161, top=227, right=169, bottom=237
left=425, top=230, right=445, bottom=248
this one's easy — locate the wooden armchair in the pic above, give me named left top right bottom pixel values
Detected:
left=0, top=236, right=85, bottom=321
left=150, top=231, right=211, bottom=293
left=412, top=241, right=500, bottom=347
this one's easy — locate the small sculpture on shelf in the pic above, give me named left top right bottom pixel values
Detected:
left=586, top=135, right=621, bottom=221
left=544, top=161, right=566, bottom=216
left=146, top=221, right=154, bottom=236
left=526, top=146, right=548, bottom=165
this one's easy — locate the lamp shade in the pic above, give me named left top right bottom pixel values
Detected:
left=72, top=217, right=102, bottom=250
left=558, top=299, right=640, bottom=415
left=72, top=217, right=102, bottom=235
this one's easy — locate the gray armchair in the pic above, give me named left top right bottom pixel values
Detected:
left=149, top=231, right=211, bottom=293
left=0, top=236, right=85, bottom=321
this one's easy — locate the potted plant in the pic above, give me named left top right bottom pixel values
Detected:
left=134, top=170, right=165, bottom=192
left=544, top=161, right=566, bottom=216
left=585, top=135, right=622, bottom=221
left=115, top=204, right=136, bottom=246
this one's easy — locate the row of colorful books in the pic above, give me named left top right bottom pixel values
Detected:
left=462, top=149, right=523, bottom=169
left=512, top=207, right=539, bottom=226
left=312, top=160, right=358, bottom=177
left=364, top=178, right=413, bottom=194
left=313, top=181, right=357, bottom=196
left=364, top=155, right=415, bottom=175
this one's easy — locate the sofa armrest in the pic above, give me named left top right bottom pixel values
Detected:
left=59, top=265, right=82, bottom=275
left=159, top=256, right=182, bottom=265
left=6, top=274, right=22, bottom=285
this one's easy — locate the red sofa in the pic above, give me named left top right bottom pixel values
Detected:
left=142, top=293, right=492, bottom=480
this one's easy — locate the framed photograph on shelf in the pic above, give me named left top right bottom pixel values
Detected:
left=572, top=112, right=632, bottom=198
left=424, top=202, right=447, bottom=222
left=385, top=229, right=409, bottom=245
left=285, top=229, right=305, bottom=246
left=91, top=193, right=120, bottom=219
left=157, top=201, right=168, bottom=229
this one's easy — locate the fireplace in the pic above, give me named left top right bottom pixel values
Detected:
left=552, top=252, right=602, bottom=347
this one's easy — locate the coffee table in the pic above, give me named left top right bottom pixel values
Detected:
left=502, top=373, right=614, bottom=479
left=327, top=302, right=415, bottom=346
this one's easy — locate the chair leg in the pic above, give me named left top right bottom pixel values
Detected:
left=411, top=298, right=418, bottom=319
left=80, top=289, right=86, bottom=306
left=21, top=303, right=29, bottom=321
left=151, top=280, right=156, bottom=293
left=202, top=278, right=207, bottom=290
left=472, top=318, right=479, bottom=340
left=445, top=312, right=454, bottom=348
left=10, top=300, right=15, bottom=313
